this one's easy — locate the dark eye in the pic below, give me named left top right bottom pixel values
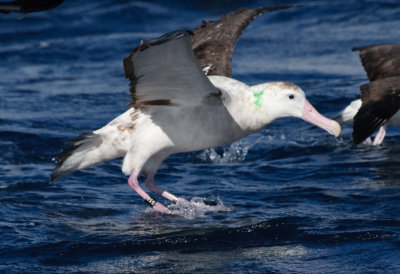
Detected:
left=288, top=94, right=295, bottom=100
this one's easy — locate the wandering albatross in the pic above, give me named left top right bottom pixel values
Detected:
left=51, top=7, right=341, bottom=214
left=336, top=43, right=400, bottom=145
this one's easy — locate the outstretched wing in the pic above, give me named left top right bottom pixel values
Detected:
left=353, top=44, right=400, bottom=81
left=353, top=77, right=400, bottom=144
left=192, top=5, right=295, bottom=77
left=123, top=30, right=220, bottom=109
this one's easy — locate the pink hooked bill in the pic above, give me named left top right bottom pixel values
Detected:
left=302, top=99, right=341, bottom=137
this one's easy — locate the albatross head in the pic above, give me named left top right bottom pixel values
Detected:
left=253, top=81, right=341, bottom=137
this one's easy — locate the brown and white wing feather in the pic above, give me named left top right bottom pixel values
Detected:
left=192, top=5, right=295, bottom=77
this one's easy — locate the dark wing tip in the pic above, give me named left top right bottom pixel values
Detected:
left=353, top=80, right=400, bottom=144
left=352, top=100, right=388, bottom=144
left=353, top=115, right=387, bottom=145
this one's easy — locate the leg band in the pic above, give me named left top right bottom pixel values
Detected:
left=145, top=195, right=157, bottom=207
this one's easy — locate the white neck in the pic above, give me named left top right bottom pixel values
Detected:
left=208, top=75, right=274, bottom=133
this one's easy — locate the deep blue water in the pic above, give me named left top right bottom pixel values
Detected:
left=1, top=0, right=400, bottom=272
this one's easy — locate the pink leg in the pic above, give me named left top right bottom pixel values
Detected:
left=373, top=124, right=387, bottom=146
left=145, top=173, right=188, bottom=205
left=127, top=174, right=171, bottom=214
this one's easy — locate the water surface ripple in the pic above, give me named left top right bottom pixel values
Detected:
left=1, top=0, right=400, bottom=272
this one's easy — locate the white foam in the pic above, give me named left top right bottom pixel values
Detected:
left=167, top=196, right=233, bottom=219
left=196, top=141, right=250, bottom=164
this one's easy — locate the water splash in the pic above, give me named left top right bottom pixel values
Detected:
left=196, top=140, right=254, bottom=164
left=165, top=196, right=233, bottom=219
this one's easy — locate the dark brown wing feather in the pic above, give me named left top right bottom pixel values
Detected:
left=192, top=5, right=296, bottom=77
left=353, top=77, right=400, bottom=144
left=353, top=44, right=400, bottom=81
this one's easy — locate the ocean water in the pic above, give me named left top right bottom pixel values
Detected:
left=1, top=0, right=400, bottom=272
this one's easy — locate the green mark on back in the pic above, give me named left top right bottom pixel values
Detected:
left=253, top=90, right=264, bottom=109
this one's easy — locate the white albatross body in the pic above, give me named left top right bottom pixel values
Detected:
left=51, top=17, right=340, bottom=214
left=94, top=76, right=339, bottom=176
left=52, top=52, right=340, bottom=214
left=88, top=75, right=340, bottom=177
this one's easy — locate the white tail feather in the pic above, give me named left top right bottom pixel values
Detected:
left=51, top=108, right=139, bottom=181
left=51, top=134, right=121, bottom=181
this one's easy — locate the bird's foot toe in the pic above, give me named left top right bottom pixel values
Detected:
left=152, top=202, right=171, bottom=214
